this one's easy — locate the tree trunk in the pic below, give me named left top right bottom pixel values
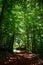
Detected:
left=0, top=0, right=6, bottom=45
left=32, top=33, right=36, bottom=53
left=0, top=0, right=6, bottom=24
left=8, top=32, right=15, bottom=53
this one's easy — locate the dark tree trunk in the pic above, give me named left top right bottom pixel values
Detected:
left=0, top=0, right=6, bottom=24
left=0, top=0, right=6, bottom=45
left=32, top=33, right=36, bottom=53
left=7, top=32, right=15, bottom=53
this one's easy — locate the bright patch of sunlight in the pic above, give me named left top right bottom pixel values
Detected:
left=13, top=49, right=21, bottom=53
left=19, top=28, right=25, bottom=33
left=10, top=18, right=13, bottom=21
left=37, top=16, right=41, bottom=19
left=9, top=33, right=13, bottom=35
left=11, top=10, right=15, bottom=14
left=15, top=5, right=22, bottom=10
left=39, top=24, right=41, bottom=26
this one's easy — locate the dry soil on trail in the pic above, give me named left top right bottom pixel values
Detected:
left=0, top=51, right=43, bottom=65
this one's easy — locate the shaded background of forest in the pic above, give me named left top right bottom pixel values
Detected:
left=0, top=0, right=43, bottom=56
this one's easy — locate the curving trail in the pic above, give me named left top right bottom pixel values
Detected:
left=0, top=50, right=43, bottom=65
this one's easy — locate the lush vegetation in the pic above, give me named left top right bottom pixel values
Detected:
left=0, top=0, right=43, bottom=55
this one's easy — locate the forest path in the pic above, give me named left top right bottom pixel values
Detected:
left=0, top=50, right=43, bottom=65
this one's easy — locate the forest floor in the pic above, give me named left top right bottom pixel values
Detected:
left=0, top=50, right=43, bottom=65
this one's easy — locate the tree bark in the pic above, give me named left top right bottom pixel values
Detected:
left=0, top=0, right=6, bottom=24
left=7, top=32, right=15, bottom=53
left=0, top=0, right=6, bottom=45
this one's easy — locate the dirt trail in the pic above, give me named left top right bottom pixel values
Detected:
left=0, top=50, right=43, bottom=65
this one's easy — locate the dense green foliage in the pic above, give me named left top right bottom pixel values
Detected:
left=0, top=0, right=43, bottom=54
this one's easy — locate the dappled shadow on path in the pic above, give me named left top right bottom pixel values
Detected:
left=0, top=51, right=43, bottom=65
